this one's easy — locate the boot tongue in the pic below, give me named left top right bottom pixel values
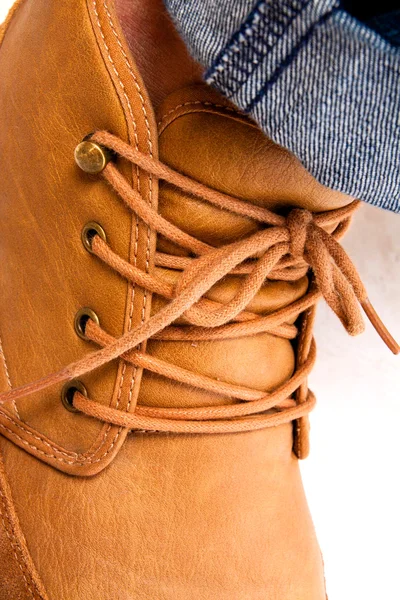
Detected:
left=138, top=85, right=351, bottom=410
left=156, top=84, right=352, bottom=250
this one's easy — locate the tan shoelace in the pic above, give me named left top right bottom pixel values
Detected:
left=0, top=131, right=398, bottom=434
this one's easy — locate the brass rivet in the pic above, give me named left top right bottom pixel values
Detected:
left=74, top=140, right=111, bottom=174
left=74, top=308, right=100, bottom=341
left=81, top=221, right=107, bottom=254
left=61, top=380, right=87, bottom=413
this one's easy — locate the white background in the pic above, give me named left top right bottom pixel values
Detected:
left=1, top=1, right=399, bottom=598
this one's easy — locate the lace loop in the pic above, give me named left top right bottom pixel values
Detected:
left=0, top=131, right=398, bottom=437
left=287, top=208, right=313, bottom=258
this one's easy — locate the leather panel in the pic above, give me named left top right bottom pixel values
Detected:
left=0, top=0, right=158, bottom=475
left=0, top=447, right=48, bottom=600
left=0, top=427, right=325, bottom=600
left=0, top=5, right=354, bottom=597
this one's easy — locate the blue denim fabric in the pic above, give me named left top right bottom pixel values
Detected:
left=165, top=0, right=400, bottom=212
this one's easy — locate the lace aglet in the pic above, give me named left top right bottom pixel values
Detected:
left=361, top=298, right=400, bottom=355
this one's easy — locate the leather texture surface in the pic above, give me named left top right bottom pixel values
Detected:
left=0, top=427, right=324, bottom=600
left=0, top=0, right=158, bottom=475
left=0, top=0, right=354, bottom=598
left=0, top=448, right=47, bottom=600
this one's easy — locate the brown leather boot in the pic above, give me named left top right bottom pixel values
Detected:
left=0, top=2, right=398, bottom=599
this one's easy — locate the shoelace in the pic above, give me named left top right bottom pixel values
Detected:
left=0, top=131, right=398, bottom=434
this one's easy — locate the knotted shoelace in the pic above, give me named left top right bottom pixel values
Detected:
left=0, top=131, right=398, bottom=434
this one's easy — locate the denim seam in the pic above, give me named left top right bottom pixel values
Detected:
left=245, top=10, right=400, bottom=209
left=245, top=7, right=338, bottom=113
left=204, top=0, right=267, bottom=78
left=269, top=12, right=400, bottom=161
left=205, top=0, right=313, bottom=94
left=167, top=0, right=400, bottom=210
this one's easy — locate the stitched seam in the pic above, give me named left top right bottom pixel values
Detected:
left=0, top=486, right=38, bottom=599
left=0, top=337, right=12, bottom=392
left=102, top=0, right=141, bottom=412
left=91, top=0, right=135, bottom=462
left=102, top=0, right=153, bottom=414
left=205, top=0, right=269, bottom=79
left=0, top=411, right=77, bottom=458
left=0, top=1, right=154, bottom=470
left=0, top=406, right=127, bottom=466
left=157, top=101, right=243, bottom=131
left=0, top=381, right=158, bottom=467
left=102, top=1, right=154, bottom=156
left=0, top=422, right=96, bottom=466
left=205, top=0, right=311, bottom=95
left=91, top=0, right=153, bottom=461
left=245, top=7, right=338, bottom=113
left=0, top=333, right=19, bottom=418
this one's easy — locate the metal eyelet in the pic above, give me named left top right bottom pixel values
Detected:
left=74, top=308, right=100, bottom=341
left=81, top=221, right=107, bottom=254
left=61, top=380, right=87, bottom=413
left=74, top=139, right=112, bottom=174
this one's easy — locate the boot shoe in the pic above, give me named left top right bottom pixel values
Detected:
left=0, top=1, right=398, bottom=599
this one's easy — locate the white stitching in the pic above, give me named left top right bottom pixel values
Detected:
left=84, top=0, right=139, bottom=463
left=0, top=332, right=20, bottom=419
left=102, top=0, right=153, bottom=416
left=0, top=1, right=155, bottom=470
left=0, top=411, right=77, bottom=458
left=91, top=0, right=145, bottom=464
left=0, top=336, right=12, bottom=390
left=0, top=418, right=103, bottom=466
left=102, top=1, right=154, bottom=156
left=157, top=101, right=243, bottom=132
left=0, top=486, right=39, bottom=599
left=0, top=412, right=162, bottom=466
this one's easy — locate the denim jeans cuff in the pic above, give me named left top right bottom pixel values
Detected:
left=207, top=6, right=400, bottom=210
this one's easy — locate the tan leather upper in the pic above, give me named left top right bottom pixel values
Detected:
left=0, top=0, right=158, bottom=476
left=0, top=1, right=354, bottom=598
